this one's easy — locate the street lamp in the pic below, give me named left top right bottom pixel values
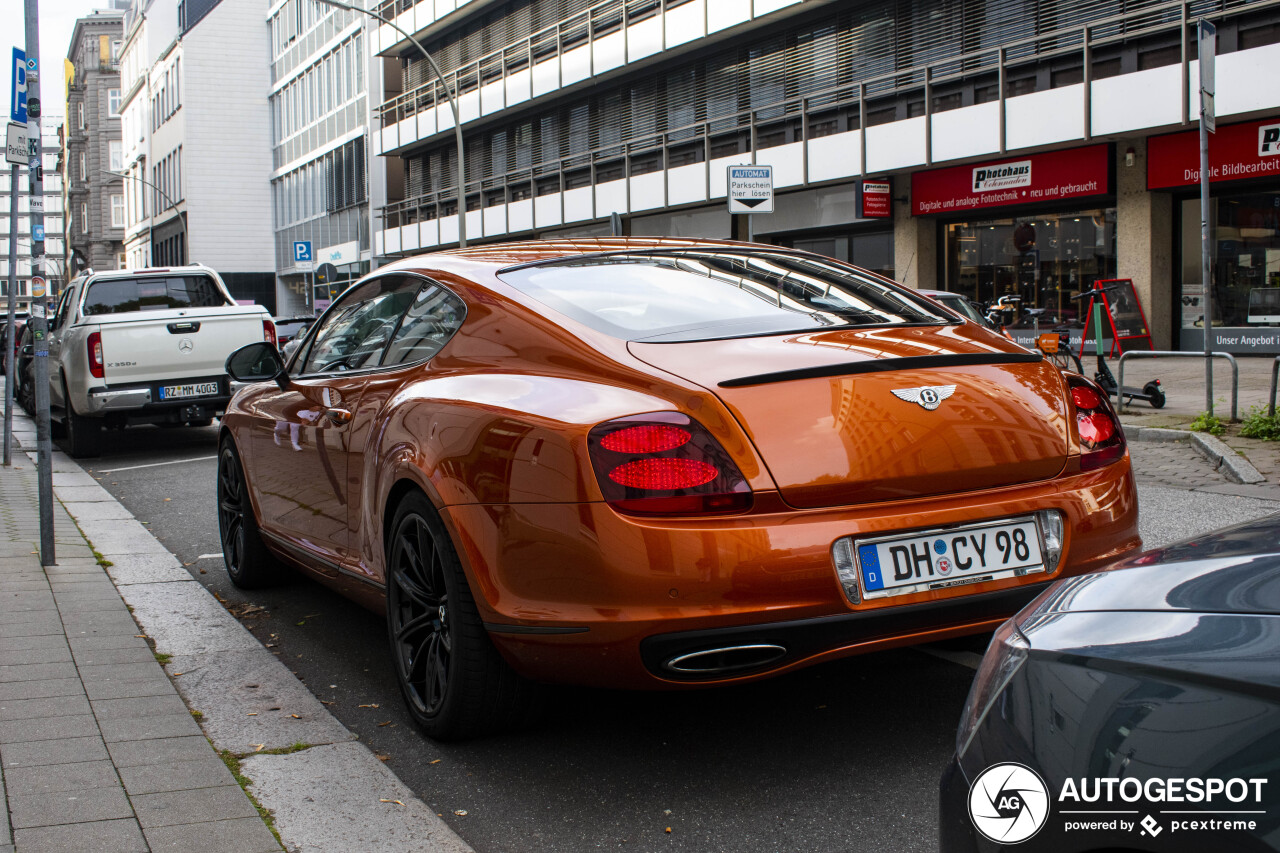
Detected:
left=315, top=0, right=467, bottom=248
left=101, top=169, right=188, bottom=266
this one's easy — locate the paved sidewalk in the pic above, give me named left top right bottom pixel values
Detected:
left=0, top=458, right=281, bottom=852
left=0, top=394, right=473, bottom=853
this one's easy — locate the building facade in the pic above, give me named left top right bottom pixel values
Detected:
left=267, top=0, right=375, bottom=317
left=117, top=0, right=276, bottom=310
left=1, top=122, right=66, bottom=314
left=370, top=0, right=1280, bottom=355
left=66, top=10, right=127, bottom=277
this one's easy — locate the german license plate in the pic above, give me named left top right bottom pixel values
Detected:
left=159, top=382, right=219, bottom=400
left=854, top=517, right=1045, bottom=599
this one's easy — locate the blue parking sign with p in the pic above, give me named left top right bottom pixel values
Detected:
left=293, top=241, right=313, bottom=262
left=11, top=47, right=27, bottom=124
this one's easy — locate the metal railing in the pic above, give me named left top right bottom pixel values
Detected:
left=1117, top=351, right=1239, bottom=421
left=376, top=0, right=1279, bottom=235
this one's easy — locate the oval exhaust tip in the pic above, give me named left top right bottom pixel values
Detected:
left=664, top=643, right=788, bottom=676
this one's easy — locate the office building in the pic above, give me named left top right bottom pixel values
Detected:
left=370, top=0, right=1280, bottom=354
left=66, top=8, right=127, bottom=276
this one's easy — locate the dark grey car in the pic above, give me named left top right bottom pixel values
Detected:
left=941, top=513, right=1280, bottom=852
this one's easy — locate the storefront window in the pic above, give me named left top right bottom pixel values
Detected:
left=1179, top=193, right=1280, bottom=333
left=943, top=209, right=1117, bottom=335
left=791, top=231, right=894, bottom=280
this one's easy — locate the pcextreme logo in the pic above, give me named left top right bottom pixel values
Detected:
left=968, top=763, right=1050, bottom=844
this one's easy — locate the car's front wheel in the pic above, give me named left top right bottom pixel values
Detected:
left=385, top=491, right=538, bottom=740
left=217, top=438, right=286, bottom=588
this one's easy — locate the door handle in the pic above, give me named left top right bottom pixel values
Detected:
left=323, top=408, right=353, bottom=425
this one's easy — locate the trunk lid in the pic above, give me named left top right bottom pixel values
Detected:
left=629, top=324, right=1070, bottom=508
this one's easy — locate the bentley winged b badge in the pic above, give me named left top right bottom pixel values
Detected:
left=891, top=385, right=956, bottom=411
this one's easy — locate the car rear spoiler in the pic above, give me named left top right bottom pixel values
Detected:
left=718, top=352, right=1043, bottom=388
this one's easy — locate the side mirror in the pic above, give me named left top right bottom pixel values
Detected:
left=226, top=342, right=288, bottom=389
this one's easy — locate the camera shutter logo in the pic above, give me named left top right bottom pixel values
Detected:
left=968, top=763, right=1051, bottom=844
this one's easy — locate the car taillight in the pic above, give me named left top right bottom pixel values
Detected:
left=1067, top=375, right=1124, bottom=470
left=263, top=319, right=277, bottom=347
left=87, top=331, right=104, bottom=379
left=587, top=412, right=752, bottom=515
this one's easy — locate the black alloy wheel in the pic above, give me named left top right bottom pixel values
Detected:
left=385, top=492, right=538, bottom=740
left=217, top=439, right=285, bottom=588
left=387, top=509, right=452, bottom=720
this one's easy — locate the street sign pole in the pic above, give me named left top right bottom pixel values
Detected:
left=3, top=162, right=17, bottom=466
left=1199, top=19, right=1216, bottom=417
left=24, top=2, right=54, bottom=564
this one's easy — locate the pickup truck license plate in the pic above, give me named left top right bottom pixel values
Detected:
left=854, top=517, right=1045, bottom=599
left=159, top=382, right=220, bottom=400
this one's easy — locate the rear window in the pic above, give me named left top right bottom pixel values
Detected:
left=82, top=275, right=231, bottom=316
left=498, top=250, right=953, bottom=342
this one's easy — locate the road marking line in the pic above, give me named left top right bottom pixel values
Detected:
left=98, top=455, right=217, bottom=473
left=915, top=646, right=984, bottom=670
left=196, top=554, right=222, bottom=560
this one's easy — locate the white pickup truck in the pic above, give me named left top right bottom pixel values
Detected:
left=45, top=264, right=276, bottom=457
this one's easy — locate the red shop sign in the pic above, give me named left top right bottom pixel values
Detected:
left=911, top=144, right=1112, bottom=216
left=1147, top=117, right=1280, bottom=189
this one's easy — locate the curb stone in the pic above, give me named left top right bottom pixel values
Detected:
left=1190, top=432, right=1267, bottom=485
left=1124, top=422, right=1267, bottom=485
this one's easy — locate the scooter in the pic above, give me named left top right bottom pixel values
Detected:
left=1071, top=286, right=1165, bottom=409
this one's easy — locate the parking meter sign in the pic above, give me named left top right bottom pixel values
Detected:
left=727, top=165, right=774, bottom=214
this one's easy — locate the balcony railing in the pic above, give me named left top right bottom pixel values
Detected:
left=377, top=0, right=681, bottom=128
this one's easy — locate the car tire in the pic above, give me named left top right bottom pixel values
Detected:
left=217, top=438, right=287, bottom=589
left=64, top=391, right=104, bottom=459
left=385, top=491, right=539, bottom=741
left=17, top=375, right=33, bottom=416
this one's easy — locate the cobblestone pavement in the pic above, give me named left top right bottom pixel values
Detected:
left=1128, top=439, right=1230, bottom=489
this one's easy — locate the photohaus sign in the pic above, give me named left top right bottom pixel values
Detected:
left=912, top=144, right=1111, bottom=215
left=972, top=160, right=1032, bottom=192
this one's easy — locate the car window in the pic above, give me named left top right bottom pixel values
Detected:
left=51, top=287, right=74, bottom=329
left=380, top=284, right=466, bottom=367
left=82, top=275, right=231, bottom=315
left=932, top=293, right=987, bottom=325
left=498, top=250, right=953, bottom=343
left=300, top=276, right=422, bottom=374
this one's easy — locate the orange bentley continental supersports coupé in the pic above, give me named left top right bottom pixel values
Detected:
left=219, top=238, right=1139, bottom=740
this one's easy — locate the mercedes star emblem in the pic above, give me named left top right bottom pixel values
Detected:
left=178, top=338, right=194, bottom=354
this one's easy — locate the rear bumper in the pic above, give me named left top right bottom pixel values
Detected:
left=638, top=580, right=1051, bottom=681
left=82, top=375, right=231, bottom=419
left=85, top=386, right=153, bottom=413
left=444, top=456, right=1140, bottom=690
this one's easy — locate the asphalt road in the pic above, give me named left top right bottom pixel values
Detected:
left=80, top=425, right=1280, bottom=853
